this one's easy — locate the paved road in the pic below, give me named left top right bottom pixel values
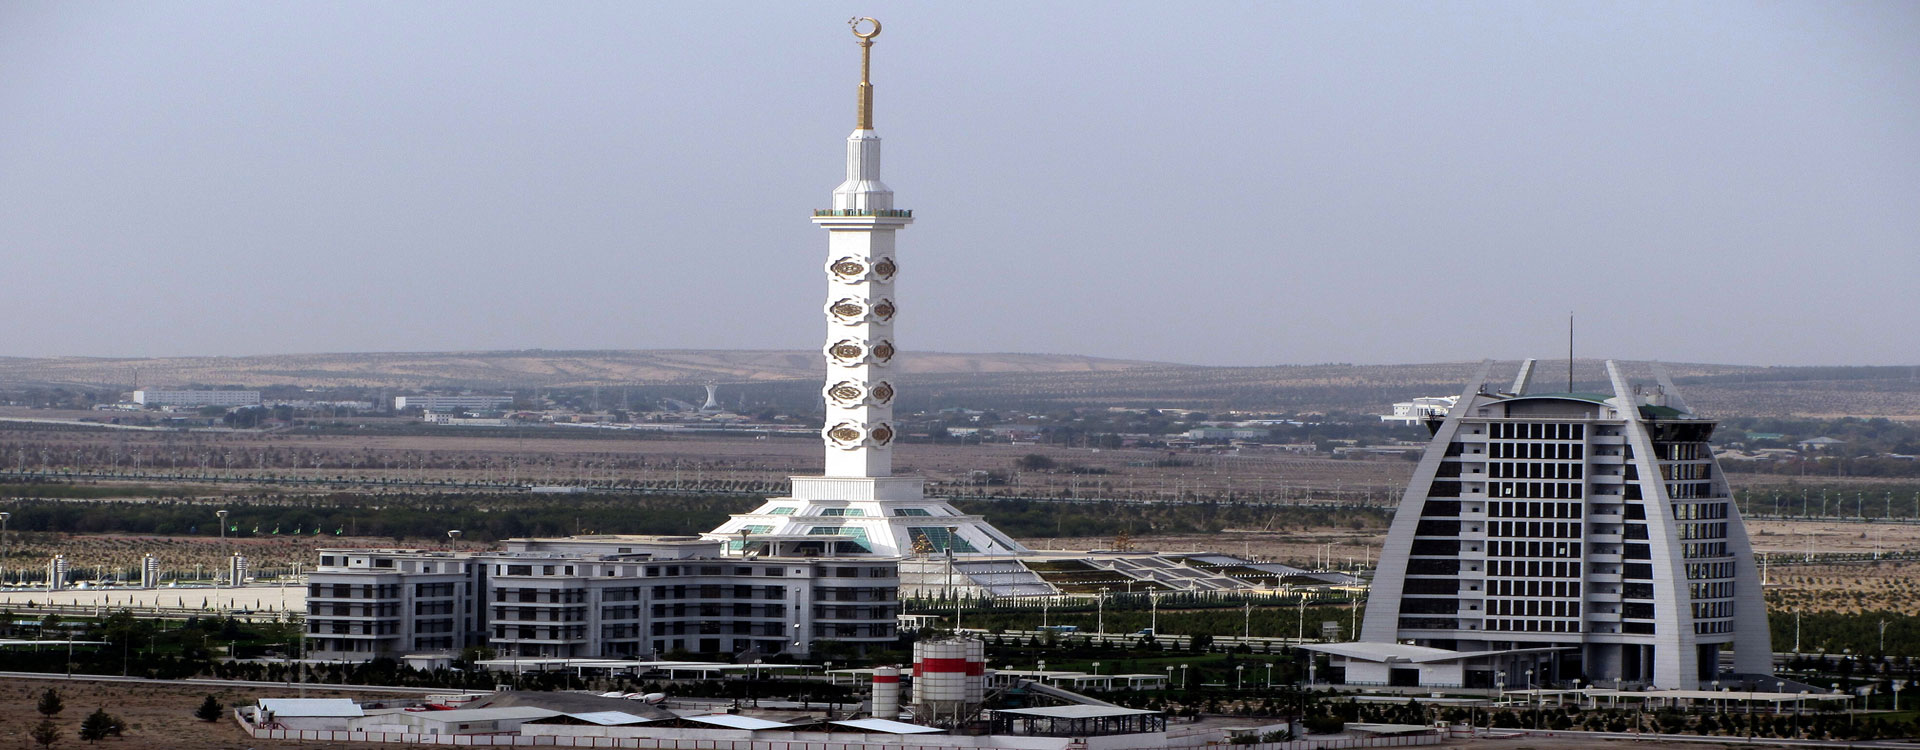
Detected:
left=0, top=669, right=429, bottom=695
left=1472, top=727, right=1920, bottom=749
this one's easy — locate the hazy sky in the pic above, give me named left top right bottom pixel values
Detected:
left=2, top=2, right=1915, bottom=367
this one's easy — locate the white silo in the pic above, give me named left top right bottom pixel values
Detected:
left=872, top=665, right=901, bottom=719
left=912, top=637, right=984, bottom=726
left=964, top=638, right=986, bottom=706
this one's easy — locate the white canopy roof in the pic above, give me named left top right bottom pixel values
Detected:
left=828, top=719, right=943, bottom=734
left=681, top=714, right=791, bottom=730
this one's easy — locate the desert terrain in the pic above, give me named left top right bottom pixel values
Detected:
left=0, top=678, right=400, bottom=750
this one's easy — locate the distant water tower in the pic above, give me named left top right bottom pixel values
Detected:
left=700, top=381, right=722, bottom=413
left=48, top=554, right=69, bottom=590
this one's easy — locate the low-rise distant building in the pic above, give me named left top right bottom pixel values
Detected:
left=132, top=389, right=261, bottom=408
left=1797, top=437, right=1844, bottom=451
left=394, top=394, right=514, bottom=411
left=1184, top=427, right=1270, bottom=441
left=1379, top=396, right=1457, bottom=425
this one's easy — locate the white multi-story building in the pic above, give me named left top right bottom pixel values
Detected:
left=393, top=394, right=514, bottom=411
left=1380, top=396, right=1458, bottom=425
left=1326, top=359, right=1771, bottom=691
left=305, top=536, right=898, bottom=662
left=132, top=389, right=261, bottom=407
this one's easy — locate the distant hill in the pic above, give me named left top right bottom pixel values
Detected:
left=0, top=352, right=1912, bottom=419
left=0, top=350, right=1164, bottom=390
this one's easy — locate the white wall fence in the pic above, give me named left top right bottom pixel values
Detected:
left=1232, top=733, right=1446, bottom=750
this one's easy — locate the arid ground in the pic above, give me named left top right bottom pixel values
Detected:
left=0, top=678, right=398, bottom=750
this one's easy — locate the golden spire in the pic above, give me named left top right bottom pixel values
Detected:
left=850, top=17, right=882, bottom=129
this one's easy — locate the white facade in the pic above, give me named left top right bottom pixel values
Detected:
left=132, top=389, right=260, bottom=407
left=306, top=537, right=898, bottom=662
left=394, top=394, right=513, bottom=411
left=1358, top=360, right=1771, bottom=690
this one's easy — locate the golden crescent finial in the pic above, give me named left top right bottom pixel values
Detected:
left=850, top=17, right=881, bottom=40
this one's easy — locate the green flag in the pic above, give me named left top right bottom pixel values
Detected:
left=334, top=527, right=344, bottom=535
left=292, top=526, right=302, bottom=535
left=312, top=527, right=323, bottom=536
left=270, top=525, right=280, bottom=535
left=229, top=523, right=239, bottom=532
left=252, top=525, right=260, bottom=534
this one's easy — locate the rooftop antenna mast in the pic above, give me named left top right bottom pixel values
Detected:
left=1567, top=313, right=1575, bottom=392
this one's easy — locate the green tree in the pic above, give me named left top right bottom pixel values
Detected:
left=30, top=718, right=61, bottom=749
left=78, top=708, right=117, bottom=744
left=37, top=688, right=64, bottom=717
left=1015, top=454, right=1056, bottom=471
left=193, top=695, right=223, bottom=722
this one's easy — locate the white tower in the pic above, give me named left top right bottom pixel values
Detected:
left=700, top=381, right=722, bottom=413
left=704, top=18, right=1031, bottom=560
left=813, top=16, right=910, bottom=478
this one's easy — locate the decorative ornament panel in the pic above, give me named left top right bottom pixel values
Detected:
left=824, top=422, right=864, bottom=449
left=827, top=257, right=868, bottom=281
left=827, top=298, right=868, bottom=323
left=872, top=257, right=897, bottom=280
left=870, top=381, right=895, bottom=404
left=826, top=381, right=864, bottom=405
left=826, top=340, right=866, bottom=363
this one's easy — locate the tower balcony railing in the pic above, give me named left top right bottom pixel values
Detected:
left=813, top=208, right=913, bottom=218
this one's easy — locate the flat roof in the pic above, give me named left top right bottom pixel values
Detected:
left=829, top=719, right=944, bottom=734
left=410, top=707, right=560, bottom=723
left=995, top=706, right=1161, bottom=719
left=258, top=699, right=363, bottom=718
left=1347, top=723, right=1439, bottom=735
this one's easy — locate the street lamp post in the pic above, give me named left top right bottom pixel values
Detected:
left=1097, top=587, right=1109, bottom=635
left=1237, top=664, right=1245, bottom=690
left=216, top=510, right=230, bottom=587
left=1526, top=669, right=1538, bottom=729
left=1, top=511, right=10, bottom=586
left=1165, top=665, right=1174, bottom=690
left=1266, top=662, right=1274, bottom=688
left=1181, top=663, right=1190, bottom=690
